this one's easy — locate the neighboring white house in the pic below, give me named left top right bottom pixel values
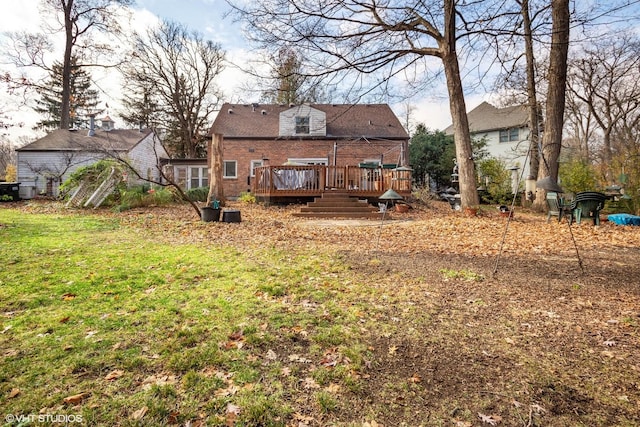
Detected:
left=445, top=101, right=531, bottom=180
left=16, top=116, right=167, bottom=199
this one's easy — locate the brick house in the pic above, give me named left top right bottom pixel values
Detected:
left=208, top=103, right=410, bottom=199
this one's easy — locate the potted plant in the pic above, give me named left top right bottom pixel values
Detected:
left=463, top=205, right=479, bottom=217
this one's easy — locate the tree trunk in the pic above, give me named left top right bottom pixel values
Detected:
left=442, top=0, right=479, bottom=208
left=207, top=133, right=225, bottom=205
left=60, top=0, right=74, bottom=130
left=535, top=0, right=570, bottom=208
left=522, top=0, right=540, bottom=182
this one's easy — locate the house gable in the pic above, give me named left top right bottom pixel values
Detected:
left=278, top=105, right=327, bottom=137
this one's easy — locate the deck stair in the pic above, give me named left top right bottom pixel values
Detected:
left=293, top=192, right=385, bottom=219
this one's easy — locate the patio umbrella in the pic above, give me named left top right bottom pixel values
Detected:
left=536, top=176, right=564, bottom=193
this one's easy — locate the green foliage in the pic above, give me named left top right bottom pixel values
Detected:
left=559, top=159, right=598, bottom=194
left=477, top=157, right=513, bottom=204
left=33, top=55, right=100, bottom=131
left=238, top=191, right=257, bottom=204
left=185, top=186, right=209, bottom=202
left=409, top=124, right=455, bottom=188
left=1, top=194, right=13, bottom=201
left=116, top=185, right=177, bottom=210
left=60, top=160, right=127, bottom=198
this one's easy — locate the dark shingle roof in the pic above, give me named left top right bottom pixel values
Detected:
left=17, top=128, right=153, bottom=152
left=210, top=103, right=409, bottom=139
left=444, top=102, right=529, bottom=134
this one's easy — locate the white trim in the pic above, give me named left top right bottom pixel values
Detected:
left=287, top=157, right=328, bottom=165
left=223, top=160, right=237, bottom=178
left=250, top=160, right=264, bottom=177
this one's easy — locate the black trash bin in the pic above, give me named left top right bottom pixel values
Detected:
left=222, top=209, right=241, bottom=223
left=0, top=182, right=20, bottom=202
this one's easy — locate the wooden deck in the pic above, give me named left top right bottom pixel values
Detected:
left=252, top=165, right=411, bottom=202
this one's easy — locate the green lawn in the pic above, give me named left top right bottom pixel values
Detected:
left=0, top=210, right=368, bottom=426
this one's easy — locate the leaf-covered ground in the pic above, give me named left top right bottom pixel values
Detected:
left=3, top=200, right=640, bottom=426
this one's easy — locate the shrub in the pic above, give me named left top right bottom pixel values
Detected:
left=559, top=159, right=598, bottom=194
left=185, top=186, right=209, bottom=202
left=116, top=185, right=177, bottom=210
left=238, top=192, right=257, bottom=204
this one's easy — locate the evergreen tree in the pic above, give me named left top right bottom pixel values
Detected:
left=409, top=125, right=456, bottom=189
left=33, top=56, right=100, bottom=131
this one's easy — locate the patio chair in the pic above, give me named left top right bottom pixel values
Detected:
left=569, top=191, right=607, bottom=225
left=546, top=192, right=570, bottom=222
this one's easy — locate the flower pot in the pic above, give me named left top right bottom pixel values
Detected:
left=463, top=207, right=479, bottom=217
left=395, top=203, right=409, bottom=213
left=201, top=207, right=221, bottom=222
left=499, top=210, right=514, bottom=219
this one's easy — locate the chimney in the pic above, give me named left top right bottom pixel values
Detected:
left=88, top=114, right=96, bottom=137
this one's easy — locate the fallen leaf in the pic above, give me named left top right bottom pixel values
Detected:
left=63, top=392, right=88, bottom=405
left=9, top=388, right=20, bottom=398
left=530, top=403, right=546, bottom=414
left=409, top=374, right=422, bottom=383
left=2, top=325, right=13, bottom=334
left=59, top=316, right=70, bottom=323
left=62, top=293, right=77, bottom=301
left=265, top=349, right=277, bottom=360
left=324, top=383, right=341, bottom=394
left=603, top=340, right=616, bottom=346
left=281, top=367, right=291, bottom=376
left=478, top=413, right=502, bottom=425
left=215, top=385, right=239, bottom=397
left=131, top=406, right=148, bottom=420
left=453, top=421, right=472, bottom=427
left=104, top=369, right=124, bottom=381
left=388, top=345, right=398, bottom=355
left=302, top=377, right=320, bottom=389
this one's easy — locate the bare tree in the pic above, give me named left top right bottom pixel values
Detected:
left=3, top=0, right=133, bottom=129
left=226, top=0, right=520, bottom=207
left=0, top=138, right=17, bottom=178
left=121, top=20, right=225, bottom=159
left=259, top=47, right=326, bottom=105
left=566, top=33, right=640, bottom=181
left=536, top=0, right=570, bottom=204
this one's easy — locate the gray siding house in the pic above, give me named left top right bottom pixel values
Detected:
left=445, top=102, right=531, bottom=177
left=16, top=117, right=167, bottom=199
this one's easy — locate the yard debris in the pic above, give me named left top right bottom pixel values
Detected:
left=478, top=413, right=502, bottom=425
left=131, top=406, right=148, bottom=420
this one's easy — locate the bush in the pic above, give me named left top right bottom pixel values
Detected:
left=238, top=192, right=256, bottom=204
left=559, top=159, right=598, bottom=194
left=185, top=187, right=209, bottom=202
left=115, top=185, right=178, bottom=210
left=477, top=158, right=514, bottom=205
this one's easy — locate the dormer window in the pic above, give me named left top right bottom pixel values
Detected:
left=295, top=116, right=310, bottom=134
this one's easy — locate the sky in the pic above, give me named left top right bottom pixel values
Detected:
left=0, top=0, right=487, bottom=144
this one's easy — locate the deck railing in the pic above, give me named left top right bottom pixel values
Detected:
left=253, top=165, right=411, bottom=198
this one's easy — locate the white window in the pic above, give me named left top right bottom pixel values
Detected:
left=176, top=167, right=188, bottom=189
left=224, top=160, right=237, bottom=178
left=500, top=128, right=520, bottom=143
left=250, top=160, right=264, bottom=177
left=295, top=116, right=310, bottom=134
left=190, top=167, right=208, bottom=189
